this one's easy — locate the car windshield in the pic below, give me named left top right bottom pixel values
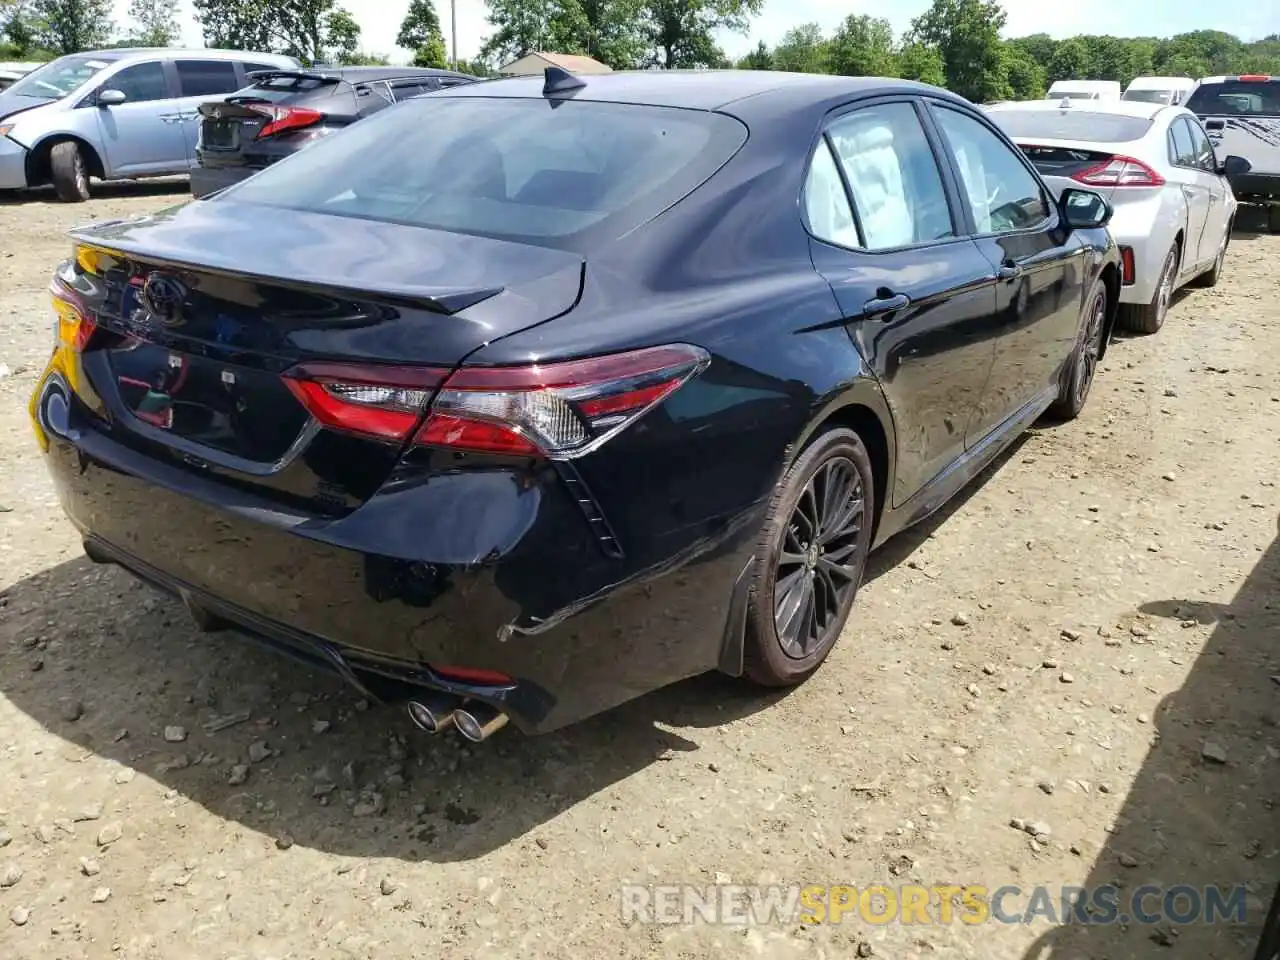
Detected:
left=1187, top=80, right=1280, bottom=117
left=7, top=54, right=116, bottom=99
left=1052, top=92, right=1098, bottom=101
left=222, top=95, right=748, bottom=252
left=1123, top=90, right=1174, bottom=105
left=989, top=110, right=1154, bottom=143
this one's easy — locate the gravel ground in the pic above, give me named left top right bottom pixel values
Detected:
left=1, top=183, right=1277, bottom=960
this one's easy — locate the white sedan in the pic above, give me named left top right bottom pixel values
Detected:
left=985, top=98, right=1247, bottom=334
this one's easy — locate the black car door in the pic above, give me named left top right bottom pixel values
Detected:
left=925, top=103, right=1089, bottom=444
left=805, top=98, right=1003, bottom=508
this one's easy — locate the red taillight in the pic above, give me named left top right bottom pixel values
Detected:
left=250, top=104, right=323, bottom=139
left=1072, top=155, right=1166, bottom=188
left=1237, top=75, right=1270, bottom=82
left=282, top=362, right=447, bottom=442
left=1119, top=246, right=1135, bottom=285
left=281, top=344, right=710, bottom=458
left=416, top=344, right=710, bottom=458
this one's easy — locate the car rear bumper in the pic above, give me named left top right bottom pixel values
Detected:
left=0, top=135, right=28, bottom=189
left=33, top=374, right=754, bottom=734
left=189, top=164, right=256, bottom=198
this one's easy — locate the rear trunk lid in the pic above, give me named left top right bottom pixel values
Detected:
left=197, top=77, right=356, bottom=170
left=68, top=201, right=583, bottom=509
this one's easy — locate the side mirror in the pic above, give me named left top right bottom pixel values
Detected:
left=1059, top=188, right=1112, bottom=230
left=1218, top=154, right=1252, bottom=178
left=96, top=88, right=127, bottom=107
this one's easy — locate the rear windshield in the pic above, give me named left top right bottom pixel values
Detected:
left=231, top=75, right=340, bottom=102
left=988, top=110, right=1154, bottom=143
left=7, top=54, right=115, bottom=99
left=1123, top=89, right=1174, bottom=105
left=221, top=96, right=747, bottom=251
left=1187, top=80, right=1280, bottom=118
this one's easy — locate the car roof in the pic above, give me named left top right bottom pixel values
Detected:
left=272, top=66, right=473, bottom=82
left=75, top=48, right=296, bottom=63
left=988, top=98, right=1170, bottom=119
left=441, top=69, right=962, bottom=113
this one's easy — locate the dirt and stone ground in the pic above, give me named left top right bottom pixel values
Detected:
left=0, top=183, right=1277, bottom=960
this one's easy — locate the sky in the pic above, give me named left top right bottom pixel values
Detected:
left=111, top=0, right=1274, bottom=65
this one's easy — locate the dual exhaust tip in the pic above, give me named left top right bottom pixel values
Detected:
left=405, top=691, right=508, bottom=742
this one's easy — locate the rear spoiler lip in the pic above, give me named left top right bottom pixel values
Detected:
left=65, top=228, right=506, bottom=316
left=244, top=69, right=345, bottom=83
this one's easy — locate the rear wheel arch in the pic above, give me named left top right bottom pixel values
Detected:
left=26, top=135, right=106, bottom=187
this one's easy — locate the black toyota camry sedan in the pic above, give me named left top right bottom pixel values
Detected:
left=30, top=69, right=1120, bottom=739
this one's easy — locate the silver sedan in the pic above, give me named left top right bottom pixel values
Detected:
left=985, top=99, right=1245, bottom=334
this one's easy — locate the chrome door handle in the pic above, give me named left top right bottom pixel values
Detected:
left=863, top=293, right=910, bottom=314
left=998, top=264, right=1021, bottom=282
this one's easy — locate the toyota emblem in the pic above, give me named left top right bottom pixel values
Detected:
left=141, top=273, right=188, bottom=326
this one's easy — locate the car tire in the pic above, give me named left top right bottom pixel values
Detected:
left=743, top=427, right=875, bottom=687
left=1048, top=279, right=1108, bottom=421
left=50, top=141, right=91, bottom=203
left=1191, top=222, right=1231, bottom=288
left=1118, top=244, right=1176, bottom=335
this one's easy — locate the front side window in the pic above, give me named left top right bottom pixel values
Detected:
left=933, top=106, right=1050, bottom=235
left=177, top=60, right=240, bottom=97
left=803, top=140, right=860, bottom=248
left=106, top=62, right=168, bottom=103
left=825, top=102, right=953, bottom=250
left=221, top=96, right=747, bottom=252
left=1184, top=118, right=1217, bottom=172
left=1169, top=119, right=1196, bottom=167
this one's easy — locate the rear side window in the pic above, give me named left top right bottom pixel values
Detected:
left=1187, top=80, right=1280, bottom=118
left=934, top=107, right=1049, bottom=234
left=221, top=97, right=748, bottom=252
left=989, top=110, right=1155, bottom=143
left=389, top=79, right=435, bottom=102
left=825, top=102, right=953, bottom=250
left=107, top=61, right=168, bottom=103
left=804, top=140, right=860, bottom=248
left=177, top=59, right=240, bottom=97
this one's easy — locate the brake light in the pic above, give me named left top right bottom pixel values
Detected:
left=281, top=344, right=709, bottom=457
left=250, top=104, right=323, bottom=139
left=51, top=278, right=96, bottom=352
left=1072, top=155, right=1165, bottom=187
left=416, top=344, right=710, bottom=458
left=1237, top=75, right=1270, bottom=82
left=282, top=362, right=447, bottom=442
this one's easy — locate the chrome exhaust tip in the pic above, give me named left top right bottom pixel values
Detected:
left=405, top=692, right=462, bottom=734
left=453, top=701, right=509, bottom=743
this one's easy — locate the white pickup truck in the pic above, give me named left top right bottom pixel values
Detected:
left=1188, top=75, right=1280, bottom=230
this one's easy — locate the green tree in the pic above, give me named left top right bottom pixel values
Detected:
left=1005, top=32, right=1056, bottom=69
left=322, top=6, right=360, bottom=63
left=551, top=0, right=647, bottom=70
left=1001, top=43, right=1044, bottom=99
left=30, top=0, right=112, bottom=53
left=411, top=33, right=448, bottom=66
left=909, top=0, right=1009, bottom=103
left=771, top=22, right=827, bottom=74
left=1046, top=36, right=1091, bottom=84
left=338, top=49, right=390, bottom=65
left=193, top=0, right=276, bottom=50
left=641, top=0, right=762, bottom=69
left=736, top=38, right=772, bottom=70
left=895, top=41, right=945, bottom=86
left=453, top=55, right=494, bottom=76
left=826, top=14, right=894, bottom=78
left=397, top=0, right=444, bottom=54
left=479, top=0, right=557, bottom=66
left=126, top=0, right=177, bottom=46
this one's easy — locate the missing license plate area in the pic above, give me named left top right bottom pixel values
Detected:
left=203, top=120, right=239, bottom=149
